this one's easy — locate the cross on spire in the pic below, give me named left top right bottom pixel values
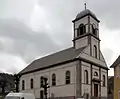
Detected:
left=84, top=1, right=87, bottom=10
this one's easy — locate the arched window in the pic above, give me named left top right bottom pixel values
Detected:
left=30, top=78, right=34, bottom=89
left=52, top=74, right=56, bottom=86
left=40, top=76, right=44, bottom=87
left=103, top=75, right=105, bottom=86
left=22, top=80, right=25, bottom=90
left=93, top=45, right=97, bottom=58
left=77, top=24, right=86, bottom=36
left=92, top=24, right=96, bottom=35
left=84, top=70, right=88, bottom=84
left=66, top=70, right=70, bottom=84
left=94, top=72, right=98, bottom=76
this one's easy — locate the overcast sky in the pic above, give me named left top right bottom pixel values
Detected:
left=0, top=0, right=119, bottom=75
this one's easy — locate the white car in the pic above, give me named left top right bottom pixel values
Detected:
left=5, top=92, right=35, bottom=99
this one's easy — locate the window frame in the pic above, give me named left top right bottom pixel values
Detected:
left=40, top=76, right=44, bottom=87
left=92, top=24, right=97, bottom=35
left=84, top=70, right=88, bottom=84
left=52, top=73, right=56, bottom=86
left=77, top=24, right=86, bottom=36
left=22, top=80, right=25, bottom=90
left=66, top=70, right=70, bottom=84
left=94, top=72, right=98, bottom=76
left=93, top=45, right=97, bottom=58
left=30, top=78, right=34, bottom=89
left=103, top=75, right=106, bottom=87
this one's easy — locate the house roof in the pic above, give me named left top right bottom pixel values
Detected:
left=108, top=76, right=114, bottom=80
left=110, top=55, right=120, bottom=68
left=19, top=47, right=86, bottom=75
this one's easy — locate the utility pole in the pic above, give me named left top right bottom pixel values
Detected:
left=41, top=76, right=49, bottom=99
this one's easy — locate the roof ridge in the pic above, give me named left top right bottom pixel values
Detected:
left=19, top=46, right=86, bottom=75
left=35, top=47, right=74, bottom=61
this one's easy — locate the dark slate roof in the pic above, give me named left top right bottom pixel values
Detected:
left=20, top=47, right=86, bottom=74
left=110, top=55, right=120, bottom=68
left=72, top=9, right=99, bottom=22
left=76, top=9, right=97, bottom=19
left=108, top=76, right=114, bottom=80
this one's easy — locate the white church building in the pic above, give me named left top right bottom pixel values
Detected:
left=19, top=9, right=108, bottom=99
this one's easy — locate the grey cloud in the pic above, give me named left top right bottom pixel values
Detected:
left=0, top=0, right=118, bottom=74
left=0, top=0, right=37, bottom=20
left=101, top=47, right=114, bottom=67
left=0, top=19, right=62, bottom=63
left=87, top=0, right=120, bottom=30
left=0, top=52, right=26, bottom=73
left=38, top=0, right=120, bottom=30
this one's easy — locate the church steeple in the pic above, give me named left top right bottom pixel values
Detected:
left=72, top=9, right=100, bottom=58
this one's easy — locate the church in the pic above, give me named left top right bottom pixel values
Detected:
left=19, top=8, right=108, bottom=99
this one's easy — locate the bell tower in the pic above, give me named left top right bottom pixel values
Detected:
left=72, top=9, right=100, bottom=58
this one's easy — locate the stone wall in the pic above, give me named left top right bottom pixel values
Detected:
left=91, top=96, right=107, bottom=99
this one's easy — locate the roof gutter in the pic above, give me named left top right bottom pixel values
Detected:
left=19, top=57, right=109, bottom=76
left=19, top=58, right=79, bottom=76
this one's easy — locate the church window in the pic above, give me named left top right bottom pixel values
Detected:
left=66, top=70, right=70, bottom=84
left=92, top=24, right=96, bottom=35
left=93, top=45, right=97, bottom=58
left=52, top=73, right=56, bottom=86
left=77, top=24, right=86, bottom=36
left=84, top=70, right=88, bottom=84
left=40, top=76, right=44, bottom=87
left=94, top=72, right=98, bottom=76
left=30, top=78, right=34, bottom=89
left=22, top=80, right=25, bottom=90
left=103, top=75, right=105, bottom=86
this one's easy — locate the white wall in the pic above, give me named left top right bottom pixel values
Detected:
left=100, top=51, right=105, bottom=62
left=81, top=61, right=91, bottom=96
left=92, top=65, right=100, bottom=96
left=75, top=36, right=88, bottom=49
left=19, top=61, right=77, bottom=98
left=90, top=17, right=99, bottom=28
left=50, top=84, right=76, bottom=97
left=90, top=16, right=99, bottom=37
left=74, top=16, right=89, bottom=38
left=92, top=65, right=99, bottom=79
left=75, top=16, right=88, bottom=29
left=91, top=36, right=99, bottom=59
left=80, top=61, right=108, bottom=97
left=101, top=68, right=107, bottom=97
left=80, top=51, right=107, bottom=68
left=82, top=45, right=90, bottom=55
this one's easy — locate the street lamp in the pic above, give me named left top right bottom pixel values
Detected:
left=41, top=76, right=50, bottom=99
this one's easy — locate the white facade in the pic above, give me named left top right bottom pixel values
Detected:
left=20, top=62, right=77, bottom=98
left=20, top=60, right=108, bottom=99
left=19, top=9, right=108, bottom=99
left=75, top=36, right=88, bottom=49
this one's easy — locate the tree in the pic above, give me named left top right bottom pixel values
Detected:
left=14, top=74, right=21, bottom=92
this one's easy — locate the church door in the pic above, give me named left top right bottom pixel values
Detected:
left=94, top=84, right=98, bottom=97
